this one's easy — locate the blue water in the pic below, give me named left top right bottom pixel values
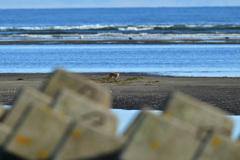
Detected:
left=111, top=109, right=240, bottom=141
left=2, top=7, right=240, bottom=27
left=0, top=7, right=240, bottom=40
left=0, top=44, right=239, bottom=77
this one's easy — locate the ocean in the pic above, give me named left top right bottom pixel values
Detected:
left=1, top=7, right=240, bottom=41
left=0, top=7, right=240, bottom=77
left=0, top=44, right=240, bottom=77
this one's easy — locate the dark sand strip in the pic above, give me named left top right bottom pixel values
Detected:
left=0, top=73, right=239, bottom=114
left=0, top=39, right=240, bottom=45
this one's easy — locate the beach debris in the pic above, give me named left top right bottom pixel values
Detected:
left=126, top=77, right=143, bottom=81
left=0, top=68, right=239, bottom=159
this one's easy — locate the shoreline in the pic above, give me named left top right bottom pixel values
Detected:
left=0, top=73, right=240, bottom=115
left=1, top=39, right=240, bottom=45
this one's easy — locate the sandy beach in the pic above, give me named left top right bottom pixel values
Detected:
left=0, top=73, right=239, bottom=115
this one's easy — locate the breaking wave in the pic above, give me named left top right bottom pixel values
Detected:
left=1, top=24, right=240, bottom=41
left=1, top=24, right=240, bottom=34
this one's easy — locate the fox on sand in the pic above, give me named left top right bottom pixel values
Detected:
left=108, top=72, right=120, bottom=82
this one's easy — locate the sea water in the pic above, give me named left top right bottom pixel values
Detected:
left=0, top=7, right=240, bottom=76
left=0, top=7, right=240, bottom=40
left=0, top=44, right=239, bottom=77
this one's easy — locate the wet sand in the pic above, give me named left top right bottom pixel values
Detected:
left=0, top=73, right=239, bottom=115
left=0, top=39, right=240, bottom=45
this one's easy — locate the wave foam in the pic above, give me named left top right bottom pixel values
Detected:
left=1, top=24, right=240, bottom=32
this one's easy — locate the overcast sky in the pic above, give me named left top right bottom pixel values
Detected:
left=1, top=0, right=240, bottom=9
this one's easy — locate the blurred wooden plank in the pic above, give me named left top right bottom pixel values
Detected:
left=198, top=134, right=240, bottom=160
left=54, top=121, right=122, bottom=160
left=0, top=123, right=11, bottom=146
left=52, top=88, right=117, bottom=135
left=3, top=87, right=52, bottom=128
left=164, top=92, right=233, bottom=137
left=41, top=69, right=111, bottom=109
left=0, top=106, right=7, bottom=121
left=4, top=103, right=70, bottom=160
left=121, top=111, right=202, bottom=160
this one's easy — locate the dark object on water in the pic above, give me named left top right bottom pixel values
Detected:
left=225, top=37, right=229, bottom=42
left=129, top=37, right=133, bottom=40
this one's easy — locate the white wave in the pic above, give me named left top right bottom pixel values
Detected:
left=0, top=24, right=125, bottom=31
left=52, top=24, right=115, bottom=30
left=1, top=24, right=240, bottom=31
left=118, top=26, right=153, bottom=31
left=16, top=34, right=54, bottom=38
left=185, top=24, right=216, bottom=28
left=0, top=25, right=110, bottom=31
left=118, top=24, right=175, bottom=31
left=155, top=24, right=174, bottom=28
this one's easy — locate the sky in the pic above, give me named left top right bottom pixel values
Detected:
left=1, top=0, right=240, bottom=9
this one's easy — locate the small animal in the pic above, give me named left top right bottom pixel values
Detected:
left=108, top=72, right=120, bottom=82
